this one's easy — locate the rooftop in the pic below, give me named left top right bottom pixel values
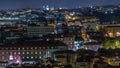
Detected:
left=0, top=40, right=67, bottom=47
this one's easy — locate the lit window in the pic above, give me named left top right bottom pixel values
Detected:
left=2, top=52, right=4, bottom=55
left=48, top=51, right=50, bottom=54
left=39, top=56, right=41, bottom=59
left=35, top=52, right=37, bottom=54
left=18, top=52, right=20, bottom=55
left=22, top=48, right=24, bottom=50
left=18, top=48, right=20, bottom=50
left=31, top=56, right=33, bottom=59
left=27, top=56, right=29, bottom=59
left=9, top=55, right=13, bottom=60
left=31, top=48, right=33, bottom=50
left=27, top=48, right=29, bottom=50
left=14, top=52, right=16, bottom=54
left=22, top=57, right=25, bottom=59
left=27, top=52, right=29, bottom=54
left=22, top=52, right=25, bottom=54
left=39, top=52, right=41, bottom=54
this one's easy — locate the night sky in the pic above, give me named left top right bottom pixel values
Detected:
left=0, top=0, right=120, bottom=9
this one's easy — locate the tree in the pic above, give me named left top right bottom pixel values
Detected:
left=103, top=38, right=120, bottom=49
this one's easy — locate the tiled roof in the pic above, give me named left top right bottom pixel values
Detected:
left=53, top=50, right=75, bottom=54
left=0, top=40, right=67, bottom=47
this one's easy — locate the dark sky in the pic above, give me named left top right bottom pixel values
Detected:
left=0, top=0, right=120, bottom=9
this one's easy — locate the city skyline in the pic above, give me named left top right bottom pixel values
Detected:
left=0, top=0, right=120, bottom=9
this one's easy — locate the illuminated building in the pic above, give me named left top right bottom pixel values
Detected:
left=82, top=42, right=103, bottom=51
left=67, top=20, right=82, bottom=26
left=55, top=35, right=74, bottom=49
left=44, top=34, right=74, bottom=49
left=0, top=40, right=67, bottom=64
left=0, top=21, right=16, bottom=27
left=73, top=36, right=84, bottom=51
left=105, top=25, right=120, bottom=37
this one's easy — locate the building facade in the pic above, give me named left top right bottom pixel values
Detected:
left=27, top=24, right=54, bottom=37
left=0, top=40, right=67, bottom=64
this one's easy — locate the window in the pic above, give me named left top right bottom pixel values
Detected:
left=22, top=48, right=24, bottom=50
left=9, top=55, right=13, bottom=60
left=47, top=51, right=50, bottom=54
left=27, top=56, right=29, bottom=59
left=6, top=52, right=8, bottom=54
left=31, top=56, right=33, bottom=59
left=27, top=52, right=29, bottom=54
left=2, top=56, right=4, bottom=60
left=2, top=52, right=4, bottom=55
left=35, top=52, right=37, bottom=54
left=18, top=48, right=20, bottom=50
left=18, top=52, right=20, bottom=55
left=31, top=48, right=33, bottom=50
left=35, top=47, right=37, bottom=50
left=39, top=56, right=41, bottom=59
left=39, top=52, right=41, bottom=54
left=22, top=57, right=25, bottom=59
left=22, top=52, right=25, bottom=54
left=14, top=52, right=16, bottom=55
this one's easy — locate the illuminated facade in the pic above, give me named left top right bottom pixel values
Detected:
left=105, top=25, right=120, bottom=37
left=0, top=41, right=67, bottom=64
